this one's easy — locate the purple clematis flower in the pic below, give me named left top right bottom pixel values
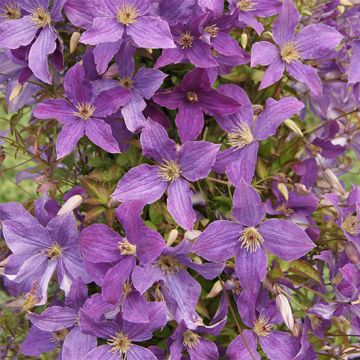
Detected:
left=0, top=0, right=65, bottom=83
left=80, top=301, right=167, bottom=360
left=193, top=179, right=315, bottom=293
left=153, top=68, right=241, bottom=142
left=97, top=42, right=167, bottom=133
left=228, top=0, right=282, bottom=35
left=251, top=0, right=343, bottom=95
left=112, top=119, right=220, bottom=230
left=22, top=278, right=97, bottom=359
left=33, top=63, right=131, bottom=159
left=1, top=205, right=89, bottom=305
left=214, top=84, right=304, bottom=184
left=80, top=0, right=175, bottom=49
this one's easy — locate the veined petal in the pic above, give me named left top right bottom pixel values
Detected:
left=83, top=345, right=119, bottom=360
left=187, top=40, right=217, bottom=68
left=251, top=41, right=279, bottom=67
left=33, top=99, right=77, bottom=125
left=200, top=89, right=241, bottom=116
left=176, top=104, right=204, bottom=143
left=62, top=327, right=97, bottom=360
left=226, top=331, right=260, bottom=360
left=123, top=291, right=149, bottom=323
left=127, top=345, right=158, bottom=360
left=93, top=87, right=131, bottom=117
left=259, top=331, right=300, bottom=360
left=134, top=67, right=167, bottom=99
left=56, top=121, right=85, bottom=159
left=259, top=57, right=285, bottom=90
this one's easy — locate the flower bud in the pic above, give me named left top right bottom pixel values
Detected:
left=70, top=31, right=81, bottom=54
left=207, top=280, right=223, bottom=298
left=276, top=293, right=294, bottom=331
left=9, top=83, right=23, bottom=102
left=184, top=230, right=202, bottom=241
left=277, top=183, right=289, bottom=201
left=284, top=119, right=303, bottom=137
left=240, top=33, right=248, bottom=49
left=324, top=169, right=345, bottom=195
left=166, top=229, right=178, bottom=246
left=57, top=195, right=83, bottom=216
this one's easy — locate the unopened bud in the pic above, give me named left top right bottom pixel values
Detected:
left=184, top=230, right=202, bottom=241
left=9, top=83, right=23, bottom=102
left=166, top=229, right=178, bottom=246
left=324, top=169, right=345, bottom=195
left=57, top=195, right=83, bottom=216
left=284, top=119, right=303, bottom=137
left=207, top=280, right=223, bottom=298
left=240, top=33, right=248, bottom=49
left=277, top=183, right=289, bottom=201
left=70, top=32, right=81, bottom=54
left=276, top=294, right=294, bottom=331
left=340, top=0, right=353, bottom=6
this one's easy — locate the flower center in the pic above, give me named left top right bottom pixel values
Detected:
left=46, top=243, right=62, bottom=259
left=118, top=240, right=137, bottom=256
left=280, top=42, right=300, bottom=64
left=183, top=330, right=200, bottom=348
left=30, top=7, right=51, bottom=28
left=22, top=292, right=39, bottom=312
left=179, top=31, right=194, bottom=49
left=186, top=91, right=199, bottom=103
left=237, top=0, right=256, bottom=11
left=253, top=315, right=272, bottom=337
left=108, top=332, right=131, bottom=354
left=119, top=76, right=133, bottom=88
left=227, top=123, right=254, bottom=148
left=239, top=227, right=264, bottom=253
left=158, top=160, right=181, bottom=182
left=1, top=2, right=21, bottom=19
left=73, top=102, right=95, bottom=120
left=204, top=24, right=219, bottom=38
left=51, top=329, right=68, bottom=342
left=157, top=255, right=184, bottom=275
left=342, top=214, right=359, bottom=235
left=116, top=5, right=138, bottom=25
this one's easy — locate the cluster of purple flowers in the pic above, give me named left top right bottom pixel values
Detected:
left=0, top=0, right=360, bottom=359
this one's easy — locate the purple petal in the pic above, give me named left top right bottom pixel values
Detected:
left=46, top=212, right=78, bottom=247
left=132, top=264, right=164, bottom=294
left=20, top=326, right=57, bottom=357
left=83, top=345, right=119, bottom=360
left=193, top=220, right=242, bottom=262
left=272, top=0, right=299, bottom=46
left=121, top=93, right=147, bottom=133
left=176, top=104, right=204, bottom=142
left=188, top=338, right=219, bottom=360
left=235, top=247, right=267, bottom=293
left=178, top=141, right=220, bottom=182
left=349, top=40, right=360, bottom=85
left=56, top=121, right=85, bottom=159
left=187, top=40, right=217, bottom=68
left=28, top=27, right=57, bottom=84
left=115, top=42, right=135, bottom=77
left=214, top=147, right=242, bottom=174
left=128, top=345, right=158, bottom=360
left=112, top=164, right=167, bottom=203
left=62, top=327, right=97, bottom=360
left=200, top=89, right=241, bottom=116
left=140, top=119, right=177, bottom=163
left=0, top=16, right=37, bottom=49
left=259, top=219, right=315, bottom=260
left=80, top=224, right=123, bottom=263
left=134, top=67, right=167, bottom=99
left=252, top=97, right=304, bottom=140
left=184, top=258, right=225, bottom=280
left=167, top=178, right=196, bottom=230
left=33, top=99, right=76, bottom=125
left=66, top=277, right=88, bottom=310
left=81, top=17, right=124, bottom=45
left=295, top=24, right=343, bottom=59
left=259, top=57, right=285, bottom=90
left=226, top=330, right=260, bottom=360
left=93, top=87, right=131, bottom=117
left=153, top=89, right=184, bottom=109
left=127, top=16, right=175, bottom=49
left=237, top=12, right=264, bottom=35
left=259, top=331, right=300, bottom=360
left=29, top=306, right=77, bottom=331
left=155, top=47, right=185, bottom=68
left=123, top=291, right=149, bottom=323
left=251, top=41, right=279, bottom=66
left=94, top=41, right=122, bottom=74
left=233, top=179, right=266, bottom=227
left=286, top=60, right=322, bottom=96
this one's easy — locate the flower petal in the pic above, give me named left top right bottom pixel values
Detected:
left=93, top=87, right=131, bottom=117
left=259, top=331, right=300, bottom=360
left=176, top=104, right=204, bottom=143
left=56, top=121, right=85, bottom=159
left=259, top=56, right=285, bottom=90
left=251, top=41, right=279, bottom=67
left=33, top=99, right=76, bottom=125
left=83, top=345, right=119, bottom=360
left=134, top=67, right=167, bottom=99
left=62, top=327, right=97, bottom=360
left=123, top=291, right=149, bottom=323
left=226, top=331, right=260, bottom=360
left=127, top=344, right=158, bottom=360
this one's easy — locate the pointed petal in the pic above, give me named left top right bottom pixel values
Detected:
left=62, top=327, right=97, bottom=360
left=251, top=41, right=279, bottom=66
left=33, top=99, right=76, bottom=124
left=233, top=179, right=266, bottom=226
left=56, top=121, right=85, bottom=159
left=131, top=264, right=164, bottom=294
left=93, top=87, right=131, bottom=117
left=20, top=326, right=57, bottom=357
left=112, top=164, right=167, bottom=203
left=200, top=89, right=241, bottom=116
left=134, top=67, right=167, bottom=99
left=259, top=331, right=300, bottom=360
left=167, top=178, right=196, bottom=230
left=83, top=345, right=119, bottom=360
left=259, top=219, right=315, bottom=260
left=193, top=220, right=242, bottom=262
left=188, top=338, right=219, bottom=360
left=259, top=57, right=285, bottom=90
left=46, top=212, right=78, bottom=247
left=187, top=40, right=217, bottom=68
left=176, top=104, right=204, bottom=142
left=123, top=291, right=149, bottom=323
left=94, top=41, right=122, bottom=74
left=226, top=331, right=260, bottom=360
left=128, top=345, right=158, bottom=360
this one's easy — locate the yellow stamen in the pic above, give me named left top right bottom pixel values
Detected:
left=158, top=160, right=181, bottom=182
left=1, top=2, right=21, bottom=19
left=119, top=76, right=133, bottom=88
left=118, top=240, right=137, bottom=256
left=51, top=329, right=68, bottom=342
left=157, top=255, right=184, bottom=275
left=186, top=91, right=199, bottom=103
left=239, top=227, right=264, bottom=253
left=107, top=331, right=131, bottom=354
left=30, top=7, right=51, bottom=28
left=280, top=41, right=301, bottom=64
left=46, top=243, right=62, bottom=259
left=22, top=292, right=39, bottom=312
left=116, top=5, right=138, bottom=25
left=179, top=31, right=194, bottom=49
left=237, top=0, right=256, bottom=11
left=183, top=330, right=200, bottom=348
left=227, top=122, right=254, bottom=148
left=204, top=24, right=219, bottom=38
left=253, top=315, right=272, bottom=337
left=73, top=102, right=96, bottom=120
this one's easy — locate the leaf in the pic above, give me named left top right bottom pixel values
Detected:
left=288, top=260, right=322, bottom=284
left=149, top=203, right=164, bottom=225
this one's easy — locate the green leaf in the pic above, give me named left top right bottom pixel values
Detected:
left=288, top=260, right=322, bottom=284
left=149, top=203, right=164, bottom=225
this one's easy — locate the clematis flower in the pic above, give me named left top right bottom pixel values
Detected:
left=214, top=84, right=304, bottom=184
left=153, top=68, right=241, bottom=142
left=112, top=119, right=220, bottom=230
left=80, top=301, right=167, bottom=360
left=1, top=208, right=89, bottom=304
left=33, top=63, right=131, bottom=159
left=22, top=278, right=96, bottom=359
left=97, top=42, right=167, bottom=133
left=193, top=179, right=315, bottom=293
left=251, top=0, right=343, bottom=95
left=80, top=0, right=175, bottom=49
left=0, top=0, right=65, bottom=83
left=228, top=0, right=282, bottom=35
